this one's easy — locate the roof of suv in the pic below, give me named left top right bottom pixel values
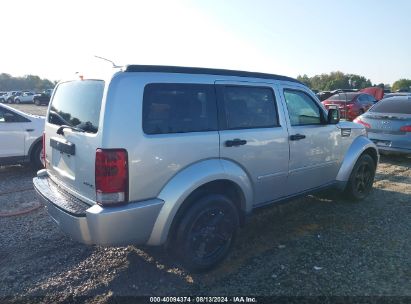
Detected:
left=124, top=65, right=302, bottom=84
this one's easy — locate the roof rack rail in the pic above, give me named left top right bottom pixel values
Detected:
left=124, top=65, right=301, bottom=84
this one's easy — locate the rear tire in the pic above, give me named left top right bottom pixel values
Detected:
left=345, top=154, right=376, bottom=200
left=30, top=143, right=44, bottom=171
left=15, top=99, right=20, bottom=104
left=173, top=194, right=239, bottom=272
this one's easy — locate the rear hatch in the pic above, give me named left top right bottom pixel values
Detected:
left=45, top=79, right=105, bottom=205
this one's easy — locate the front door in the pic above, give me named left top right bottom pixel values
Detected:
left=280, top=86, right=341, bottom=194
left=0, top=107, right=27, bottom=158
left=216, top=81, right=290, bottom=205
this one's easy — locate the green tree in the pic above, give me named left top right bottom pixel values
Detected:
left=0, top=73, right=55, bottom=91
left=297, top=71, right=372, bottom=91
left=392, top=79, right=411, bottom=92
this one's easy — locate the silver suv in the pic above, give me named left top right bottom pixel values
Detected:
left=33, top=66, right=378, bottom=271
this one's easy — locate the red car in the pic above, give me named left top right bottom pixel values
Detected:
left=322, top=92, right=376, bottom=121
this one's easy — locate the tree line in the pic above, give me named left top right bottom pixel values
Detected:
left=1, top=71, right=409, bottom=93
left=0, top=73, right=56, bottom=92
left=297, top=71, right=410, bottom=92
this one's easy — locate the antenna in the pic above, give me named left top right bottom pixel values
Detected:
left=94, top=55, right=122, bottom=68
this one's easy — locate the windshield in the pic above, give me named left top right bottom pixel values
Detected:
left=47, top=80, right=104, bottom=134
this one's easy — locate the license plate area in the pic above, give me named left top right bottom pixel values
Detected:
left=50, top=138, right=75, bottom=155
left=50, top=137, right=76, bottom=180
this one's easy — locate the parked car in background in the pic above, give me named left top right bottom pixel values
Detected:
left=322, top=92, right=376, bottom=121
left=316, top=89, right=358, bottom=101
left=33, top=89, right=53, bottom=106
left=33, top=65, right=378, bottom=272
left=14, top=91, right=35, bottom=104
left=0, top=103, right=45, bottom=169
left=0, top=92, right=7, bottom=103
left=354, top=96, right=411, bottom=155
left=4, top=91, right=20, bottom=103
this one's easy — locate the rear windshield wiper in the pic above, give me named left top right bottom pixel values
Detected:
left=56, top=125, right=85, bottom=135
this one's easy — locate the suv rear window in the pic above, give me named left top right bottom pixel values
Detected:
left=143, top=83, right=218, bottom=134
left=370, top=97, right=411, bottom=114
left=48, top=80, right=104, bottom=134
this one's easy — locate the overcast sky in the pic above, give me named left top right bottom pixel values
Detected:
left=1, top=0, right=410, bottom=84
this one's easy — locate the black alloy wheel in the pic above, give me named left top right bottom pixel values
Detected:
left=345, top=154, right=376, bottom=200
left=174, top=194, right=239, bottom=272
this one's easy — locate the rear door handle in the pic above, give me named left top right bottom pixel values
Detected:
left=26, top=129, right=34, bottom=132
left=290, top=134, right=306, bottom=141
left=225, top=138, right=247, bottom=147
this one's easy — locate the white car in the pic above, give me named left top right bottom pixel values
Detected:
left=14, top=91, right=35, bottom=104
left=0, top=103, right=44, bottom=169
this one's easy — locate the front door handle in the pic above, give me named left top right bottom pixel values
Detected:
left=290, top=134, right=306, bottom=141
left=225, top=138, right=247, bottom=147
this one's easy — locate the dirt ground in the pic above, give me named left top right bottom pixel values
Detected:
left=1, top=104, right=410, bottom=302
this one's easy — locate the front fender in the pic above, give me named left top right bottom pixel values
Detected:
left=147, top=158, right=253, bottom=246
left=336, top=135, right=378, bottom=183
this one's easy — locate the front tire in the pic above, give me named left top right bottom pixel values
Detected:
left=345, top=154, right=376, bottom=200
left=34, top=99, right=40, bottom=106
left=173, top=194, right=239, bottom=272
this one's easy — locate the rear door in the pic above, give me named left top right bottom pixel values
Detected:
left=45, top=80, right=105, bottom=204
left=216, top=81, right=289, bottom=205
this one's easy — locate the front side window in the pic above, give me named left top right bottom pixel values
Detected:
left=221, top=86, right=278, bottom=129
left=48, top=80, right=104, bottom=134
left=0, top=107, right=28, bottom=123
left=143, top=83, right=218, bottom=134
left=284, top=89, right=323, bottom=125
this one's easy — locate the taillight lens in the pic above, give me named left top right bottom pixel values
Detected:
left=95, top=149, right=128, bottom=206
left=42, top=132, right=46, bottom=168
left=400, top=125, right=411, bottom=132
left=353, top=118, right=371, bottom=129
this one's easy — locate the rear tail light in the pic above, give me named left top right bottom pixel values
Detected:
left=42, top=132, right=46, bottom=168
left=95, top=149, right=128, bottom=206
left=400, top=125, right=411, bottom=132
left=353, top=118, right=371, bottom=129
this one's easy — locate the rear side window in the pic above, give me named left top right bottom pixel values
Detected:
left=48, top=80, right=104, bottom=134
left=220, top=86, right=278, bottom=129
left=143, top=84, right=218, bottom=134
left=370, top=98, right=411, bottom=114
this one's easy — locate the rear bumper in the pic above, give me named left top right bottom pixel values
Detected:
left=33, top=174, right=164, bottom=246
left=368, top=134, right=411, bottom=155
left=375, top=146, right=411, bottom=155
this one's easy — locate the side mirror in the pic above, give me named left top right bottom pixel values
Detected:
left=4, top=112, right=16, bottom=122
left=327, top=108, right=340, bottom=124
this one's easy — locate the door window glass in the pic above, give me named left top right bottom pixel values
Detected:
left=221, top=86, right=278, bottom=129
left=284, top=90, right=323, bottom=125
